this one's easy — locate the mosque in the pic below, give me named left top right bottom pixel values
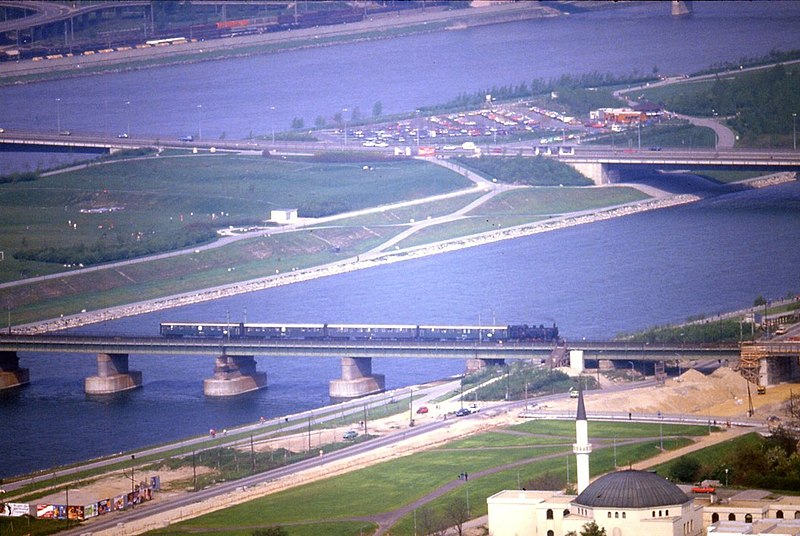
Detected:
left=486, top=388, right=705, bottom=536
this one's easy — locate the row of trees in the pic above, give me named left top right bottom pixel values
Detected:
left=658, top=64, right=800, bottom=146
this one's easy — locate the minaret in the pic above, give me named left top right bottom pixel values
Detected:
left=573, top=382, right=592, bottom=494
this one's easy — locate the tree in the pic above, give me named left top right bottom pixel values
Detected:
left=417, top=506, right=447, bottom=536
left=372, top=100, right=383, bottom=118
left=444, top=497, right=470, bottom=536
left=314, top=115, right=327, bottom=128
left=668, top=455, right=702, bottom=483
left=291, top=117, right=305, bottom=130
left=580, top=521, right=607, bottom=536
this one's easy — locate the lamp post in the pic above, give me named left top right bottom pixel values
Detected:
left=269, top=106, right=275, bottom=143
left=409, top=387, right=415, bottom=427
left=628, top=360, right=635, bottom=375
left=197, top=104, right=202, bottom=141
left=793, top=112, right=797, bottom=151
left=415, top=109, right=420, bottom=146
left=56, top=97, right=61, bottom=132
left=725, top=467, right=729, bottom=487
left=130, top=454, right=136, bottom=508
left=125, top=100, right=130, bottom=137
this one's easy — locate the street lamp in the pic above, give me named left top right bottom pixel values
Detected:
left=56, top=97, right=61, bottom=132
left=628, top=360, right=635, bottom=375
left=415, top=109, right=420, bottom=147
left=793, top=112, right=797, bottom=151
left=270, top=106, right=276, bottom=143
left=125, top=100, right=130, bottom=137
left=197, top=104, right=202, bottom=141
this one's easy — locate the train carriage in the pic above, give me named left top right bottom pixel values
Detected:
left=159, top=322, right=243, bottom=338
left=417, top=325, right=508, bottom=342
left=243, top=323, right=326, bottom=339
left=324, top=324, right=418, bottom=341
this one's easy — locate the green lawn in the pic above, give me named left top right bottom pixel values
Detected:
left=142, top=421, right=708, bottom=536
left=0, top=154, right=470, bottom=283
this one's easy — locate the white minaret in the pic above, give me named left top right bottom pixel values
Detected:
left=573, top=383, right=592, bottom=494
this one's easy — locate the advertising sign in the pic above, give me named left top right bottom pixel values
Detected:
left=2, top=502, right=30, bottom=517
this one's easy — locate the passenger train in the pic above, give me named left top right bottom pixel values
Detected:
left=159, top=322, right=559, bottom=343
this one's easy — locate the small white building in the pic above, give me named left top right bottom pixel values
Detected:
left=270, top=208, right=298, bottom=224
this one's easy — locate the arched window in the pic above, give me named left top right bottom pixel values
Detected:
left=745, top=514, right=753, bottom=523
left=652, top=511, right=656, bottom=518
left=615, top=512, right=619, bottom=518
left=547, top=531, right=555, bottom=536
left=659, top=510, right=663, bottom=517
left=794, top=511, right=800, bottom=519
left=622, top=512, right=626, bottom=519
left=728, top=513, right=736, bottom=521
left=608, top=512, right=612, bottom=518
left=564, top=509, right=570, bottom=517
left=547, top=509, right=554, bottom=520
left=712, top=513, right=719, bottom=523
left=776, top=510, right=784, bottom=519
left=666, top=510, right=669, bottom=516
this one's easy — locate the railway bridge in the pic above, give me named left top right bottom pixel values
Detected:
left=0, top=333, right=752, bottom=399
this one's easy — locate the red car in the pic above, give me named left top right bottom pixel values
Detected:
left=416, top=406, right=429, bottom=414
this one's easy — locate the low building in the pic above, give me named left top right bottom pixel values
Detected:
left=270, top=208, right=298, bottom=223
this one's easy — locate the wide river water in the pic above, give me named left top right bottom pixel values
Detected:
left=2, top=1, right=800, bottom=477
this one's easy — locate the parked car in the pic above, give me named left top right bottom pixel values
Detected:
left=343, top=430, right=358, bottom=440
left=416, top=406, right=429, bottom=414
left=59, top=130, right=71, bottom=136
left=455, top=408, right=471, bottom=417
left=117, top=133, right=129, bottom=138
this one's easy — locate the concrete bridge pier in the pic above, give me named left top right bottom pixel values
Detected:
left=85, top=353, right=142, bottom=395
left=204, top=355, right=266, bottom=397
left=329, top=357, right=385, bottom=399
left=0, top=351, right=30, bottom=390
left=466, top=358, right=505, bottom=373
left=565, top=161, right=609, bottom=185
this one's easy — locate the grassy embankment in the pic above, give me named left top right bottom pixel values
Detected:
left=136, top=421, right=705, bottom=536
left=0, top=154, right=649, bottom=326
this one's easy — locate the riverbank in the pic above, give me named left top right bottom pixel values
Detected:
left=0, top=2, right=560, bottom=86
left=11, top=170, right=796, bottom=335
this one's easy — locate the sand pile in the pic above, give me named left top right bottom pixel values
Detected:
left=569, top=367, right=784, bottom=419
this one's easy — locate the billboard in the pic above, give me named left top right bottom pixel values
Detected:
left=2, top=502, right=30, bottom=517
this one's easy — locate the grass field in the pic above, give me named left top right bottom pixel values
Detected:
left=140, top=420, right=706, bottom=536
left=0, top=154, right=468, bottom=281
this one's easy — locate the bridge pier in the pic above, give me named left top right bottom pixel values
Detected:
left=565, top=161, right=609, bottom=185
left=203, top=355, right=267, bottom=397
left=466, top=358, right=505, bottom=373
left=569, top=350, right=585, bottom=373
left=85, top=353, right=142, bottom=395
left=0, top=351, right=30, bottom=390
left=329, top=357, right=385, bottom=400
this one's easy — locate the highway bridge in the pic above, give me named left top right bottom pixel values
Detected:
left=0, top=332, right=742, bottom=398
left=2, top=130, right=799, bottom=184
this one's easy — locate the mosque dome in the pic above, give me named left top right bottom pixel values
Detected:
left=574, top=470, right=690, bottom=509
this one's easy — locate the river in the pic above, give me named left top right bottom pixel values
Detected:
left=2, top=1, right=800, bottom=478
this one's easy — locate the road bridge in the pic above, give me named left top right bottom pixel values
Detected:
left=0, top=333, right=744, bottom=398
left=2, top=131, right=799, bottom=185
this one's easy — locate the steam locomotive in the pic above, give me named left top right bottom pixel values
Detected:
left=159, top=322, right=559, bottom=343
